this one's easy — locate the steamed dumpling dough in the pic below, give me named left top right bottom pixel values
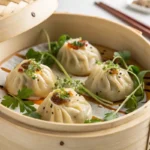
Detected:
left=37, top=88, right=92, bottom=123
left=57, top=38, right=101, bottom=76
left=5, top=59, right=56, bottom=98
left=85, top=61, right=134, bottom=102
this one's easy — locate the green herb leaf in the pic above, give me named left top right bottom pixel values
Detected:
left=125, top=95, right=138, bottom=113
left=50, top=42, right=60, bottom=56
left=1, top=96, right=17, bottom=108
left=26, top=35, right=70, bottom=66
left=114, top=51, right=131, bottom=61
left=58, top=34, right=70, bottom=45
left=41, top=53, right=55, bottom=66
left=50, top=34, right=70, bottom=56
left=24, top=112, right=41, bottom=119
left=129, top=65, right=140, bottom=75
left=138, top=70, right=150, bottom=82
left=18, top=87, right=33, bottom=99
left=51, top=34, right=70, bottom=56
left=104, top=112, right=118, bottom=121
left=84, top=118, right=102, bottom=123
left=26, top=49, right=42, bottom=62
left=1, top=88, right=36, bottom=113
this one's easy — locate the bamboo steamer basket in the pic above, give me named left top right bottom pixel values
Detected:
left=0, top=0, right=58, bottom=42
left=0, top=1, right=150, bottom=150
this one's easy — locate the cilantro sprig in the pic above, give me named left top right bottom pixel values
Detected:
left=26, top=32, right=70, bottom=67
left=1, top=87, right=36, bottom=113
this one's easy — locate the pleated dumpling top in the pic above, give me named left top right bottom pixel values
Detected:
left=5, top=59, right=56, bottom=98
left=37, top=88, right=92, bottom=123
left=85, top=61, right=134, bottom=102
left=57, top=38, right=101, bottom=76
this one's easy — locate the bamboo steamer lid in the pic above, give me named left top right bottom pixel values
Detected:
left=0, top=0, right=58, bottom=42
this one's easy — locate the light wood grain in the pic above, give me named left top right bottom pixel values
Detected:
left=0, top=0, right=58, bottom=41
left=0, top=0, right=9, bottom=6
left=0, top=13, right=150, bottom=150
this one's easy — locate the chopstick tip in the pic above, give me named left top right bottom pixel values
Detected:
left=94, top=2, right=99, bottom=5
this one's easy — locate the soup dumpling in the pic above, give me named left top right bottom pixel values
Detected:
left=37, top=88, right=92, bottom=123
left=57, top=38, right=101, bottom=76
left=85, top=61, right=134, bottom=102
left=5, top=59, right=56, bottom=98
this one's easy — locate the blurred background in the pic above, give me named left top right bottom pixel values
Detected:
left=57, top=0, right=150, bottom=40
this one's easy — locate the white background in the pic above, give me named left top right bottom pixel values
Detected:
left=57, top=0, right=150, bottom=40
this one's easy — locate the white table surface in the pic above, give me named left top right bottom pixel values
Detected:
left=57, top=0, right=150, bottom=40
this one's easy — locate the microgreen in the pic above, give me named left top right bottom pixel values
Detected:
left=95, top=60, right=102, bottom=65
left=71, top=40, right=85, bottom=48
left=102, top=61, right=120, bottom=71
left=55, top=89, right=70, bottom=100
left=24, top=60, right=41, bottom=79
left=54, top=77, right=113, bottom=106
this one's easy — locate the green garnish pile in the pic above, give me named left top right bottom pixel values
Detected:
left=69, top=40, right=86, bottom=49
left=54, top=89, right=70, bottom=100
left=24, top=60, right=41, bottom=79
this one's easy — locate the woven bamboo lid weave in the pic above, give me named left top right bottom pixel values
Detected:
left=0, top=0, right=58, bottom=42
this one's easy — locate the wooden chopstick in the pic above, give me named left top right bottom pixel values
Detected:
left=95, top=2, right=150, bottom=38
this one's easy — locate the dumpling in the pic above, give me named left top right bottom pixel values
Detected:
left=85, top=61, right=134, bottom=102
left=5, top=59, right=56, bottom=98
left=57, top=38, right=101, bottom=76
left=37, top=88, right=92, bottom=123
